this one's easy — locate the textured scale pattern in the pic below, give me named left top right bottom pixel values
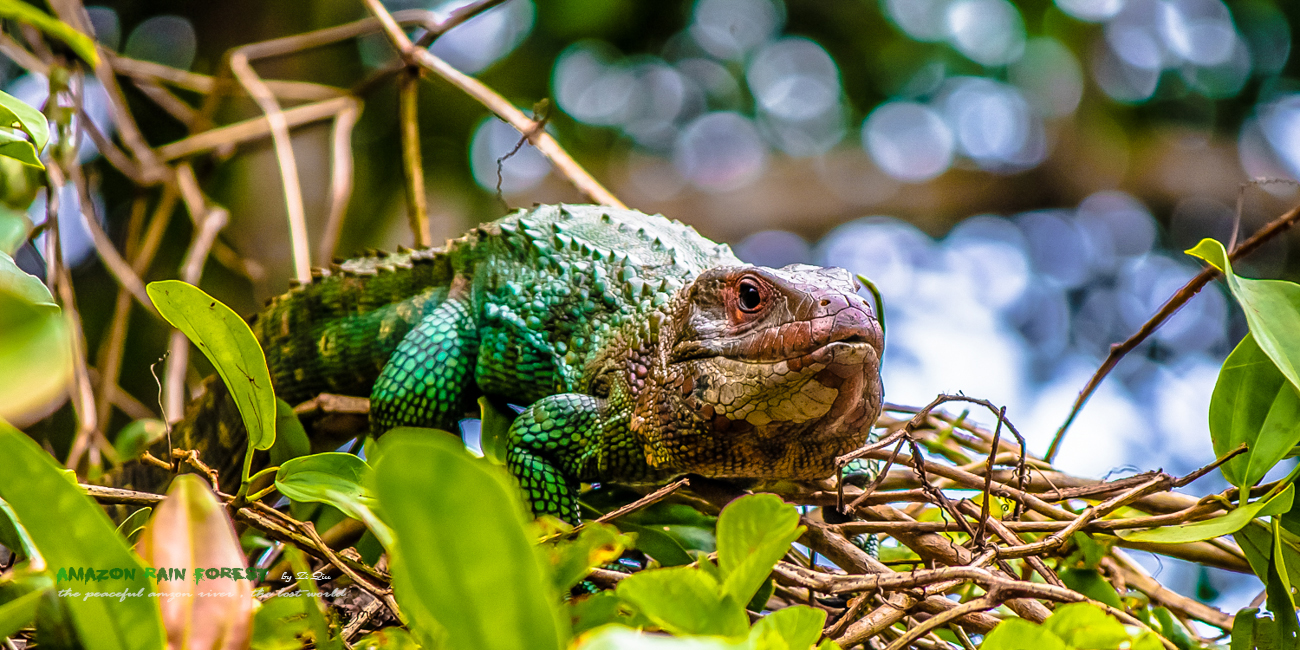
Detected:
left=169, top=204, right=885, bottom=523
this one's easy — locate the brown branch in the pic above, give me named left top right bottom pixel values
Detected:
left=595, top=478, right=690, bottom=525
left=361, top=0, right=626, bottom=208
left=1047, top=200, right=1300, bottom=462
left=399, top=69, right=430, bottom=246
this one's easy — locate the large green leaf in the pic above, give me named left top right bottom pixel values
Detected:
left=0, top=254, right=70, bottom=421
left=615, top=566, right=749, bottom=638
left=0, top=0, right=98, bottom=65
left=0, top=583, right=46, bottom=640
left=979, top=619, right=1067, bottom=650
left=275, top=451, right=393, bottom=549
left=540, top=520, right=629, bottom=593
left=1041, top=603, right=1131, bottom=649
left=373, top=429, right=567, bottom=650
left=715, top=494, right=803, bottom=605
left=0, top=420, right=165, bottom=650
left=1118, top=483, right=1294, bottom=543
left=0, top=205, right=29, bottom=254
left=748, top=606, right=826, bottom=650
left=1188, top=239, right=1300, bottom=393
left=1210, top=333, right=1300, bottom=488
left=147, top=280, right=276, bottom=455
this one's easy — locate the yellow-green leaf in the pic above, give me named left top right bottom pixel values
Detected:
left=147, top=280, right=276, bottom=454
left=0, top=0, right=98, bottom=66
left=1119, top=483, right=1294, bottom=543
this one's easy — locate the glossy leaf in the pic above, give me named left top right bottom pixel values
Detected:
left=113, top=418, right=167, bottom=461
left=0, top=496, right=41, bottom=567
left=748, top=605, right=826, bottom=650
left=618, top=521, right=696, bottom=566
left=1209, top=333, right=1300, bottom=488
left=0, top=253, right=71, bottom=421
left=148, top=280, right=276, bottom=455
left=1267, top=530, right=1300, bottom=648
left=0, top=420, right=165, bottom=650
left=1059, top=568, right=1122, bottom=608
left=716, top=494, right=803, bottom=605
left=0, top=138, right=41, bottom=169
left=0, top=0, right=98, bottom=65
left=136, top=474, right=253, bottom=650
left=275, top=451, right=394, bottom=549
left=373, top=429, right=567, bottom=650
left=978, top=619, right=1067, bottom=650
left=616, top=566, right=749, bottom=638
left=1188, top=239, right=1300, bottom=393
left=1118, top=483, right=1294, bottom=543
left=0, top=88, right=47, bottom=152
left=1041, top=603, right=1130, bottom=649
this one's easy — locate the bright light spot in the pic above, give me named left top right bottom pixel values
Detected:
left=86, top=6, right=120, bottom=50
left=1181, top=38, right=1252, bottom=99
left=882, top=0, right=951, bottom=42
left=622, top=63, right=689, bottom=150
left=1055, top=0, right=1125, bottom=22
left=123, top=15, right=196, bottom=70
left=945, top=0, right=1026, bottom=66
left=673, top=112, right=768, bottom=192
left=1010, top=38, right=1084, bottom=118
left=1118, top=254, right=1227, bottom=354
left=1158, top=0, right=1236, bottom=67
left=1090, top=39, right=1160, bottom=102
left=552, top=42, right=635, bottom=126
left=940, top=77, right=1045, bottom=170
left=1016, top=210, right=1091, bottom=289
left=1075, top=190, right=1157, bottom=268
left=817, top=217, right=932, bottom=306
left=469, top=117, right=551, bottom=194
left=862, top=102, right=954, bottom=182
left=1258, top=95, right=1300, bottom=180
left=690, top=0, right=784, bottom=61
left=430, top=0, right=535, bottom=74
left=747, top=37, right=840, bottom=121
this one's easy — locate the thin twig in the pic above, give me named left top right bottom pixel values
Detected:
left=1047, top=199, right=1300, bottom=462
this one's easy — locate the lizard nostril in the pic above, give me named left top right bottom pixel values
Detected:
left=820, top=299, right=830, bottom=307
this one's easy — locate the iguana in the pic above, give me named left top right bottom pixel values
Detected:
left=150, top=204, right=884, bottom=522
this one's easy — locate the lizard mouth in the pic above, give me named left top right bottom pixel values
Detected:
left=668, top=332, right=877, bottom=366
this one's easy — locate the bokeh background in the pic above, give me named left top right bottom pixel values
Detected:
left=11, top=0, right=1300, bottom=618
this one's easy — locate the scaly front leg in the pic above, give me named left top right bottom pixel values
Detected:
left=505, top=393, right=640, bottom=523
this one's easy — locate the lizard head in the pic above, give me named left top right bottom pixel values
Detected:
left=642, top=264, right=884, bottom=480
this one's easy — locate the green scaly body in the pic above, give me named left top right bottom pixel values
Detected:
left=172, top=204, right=885, bottom=522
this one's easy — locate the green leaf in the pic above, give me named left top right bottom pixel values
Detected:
left=1041, top=603, right=1131, bottom=649
left=1188, top=239, right=1300, bottom=394
left=0, top=420, right=166, bottom=650
left=0, top=587, right=45, bottom=639
left=748, top=605, right=826, bottom=650
left=716, top=494, right=803, bottom=605
left=1275, top=517, right=1296, bottom=611
left=285, top=545, right=343, bottom=650
left=352, top=627, right=422, bottom=650
left=275, top=451, right=394, bottom=549
left=112, top=418, right=167, bottom=460
left=1209, top=333, right=1300, bottom=488
left=615, top=566, right=749, bottom=638
left=1230, top=609, right=1258, bottom=650
left=979, top=618, right=1067, bottom=650
left=0, top=0, right=98, bottom=65
left=112, top=506, right=151, bottom=546
left=373, top=428, right=567, bottom=650
left=618, top=521, right=697, bottom=566
left=0, top=88, right=47, bottom=152
left=1118, top=483, right=1294, bottom=543
left=542, top=521, right=629, bottom=593
left=0, top=257, right=68, bottom=421
left=1059, top=568, right=1122, bottom=608
left=1131, top=632, right=1168, bottom=650
left=249, top=591, right=311, bottom=650
left=269, top=398, right=310, bottom=466
left=0, top=139, right=41, bottom=169
left=1266, top=532, right=1300, bottom=648
left=147, top=280, right=276, bottom=455
left=0, top=205, right=29, bottom=254
left=576, top=625, right=744, bottom=650
left=0, top=496, right=42, bottom=567
left=478, top=395, right=514, bottom=464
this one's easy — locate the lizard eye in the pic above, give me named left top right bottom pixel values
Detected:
left=737, top=278, right=763, bottom=313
